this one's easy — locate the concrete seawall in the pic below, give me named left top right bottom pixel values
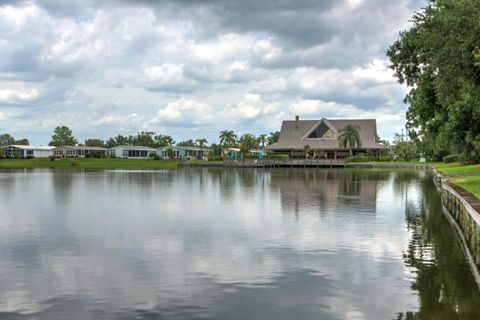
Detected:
left=432, top=168, right=480, bottom=288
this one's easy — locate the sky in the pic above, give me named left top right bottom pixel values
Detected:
left=0, top=0, right=424, bottom=145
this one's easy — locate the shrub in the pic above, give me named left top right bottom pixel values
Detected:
left=208, top=155, right=224, bottom=161
left=268, top=153, right=289, bottom=159
left=348, top=155, right=375, bottom=162
left=378, top=156, right=393, bottom=162
left=443, top=154, right=458, bottom=163
left=151, top=154, right=160, bottom=160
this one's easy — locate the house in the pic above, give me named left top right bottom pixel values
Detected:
left=1, top=145, right=55, bottom=158
left=157, top=146, right=211, bottom=160
left=109, top=145, right=156, bottom=159
left=53, top=146, right=108, bottom=158
left=266, top=116, right=387, bottom=158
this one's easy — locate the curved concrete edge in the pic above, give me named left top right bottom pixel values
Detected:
left=431, top=167, right=480, bottom=290
left=441, top=204, right=480, bottom=291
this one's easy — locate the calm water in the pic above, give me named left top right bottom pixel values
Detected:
left=0, top=169, right=479, bottom=320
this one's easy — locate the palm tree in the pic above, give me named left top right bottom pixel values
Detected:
left=195, top=138, right=208, bottom=157
left=219, top=130, right=237, bottom=147
left=303, top=145, right=311, bottom=159
left=239, top=134, right=258, bottom=154
left=338, top=124, right=362, bottom=157
left=257, top=134, right=267, bottom=148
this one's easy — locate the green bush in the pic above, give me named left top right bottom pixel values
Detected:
left=378, top=156, right=393, bottom=162
left=208, top=155, right=224, bottom=161
left=268, top=153, right=289, bottom=159
left=348, top=155, right=375, bottom=162
left=149, top=153, right=160, bottom=160
left=443, top=154, right=458, bottom=163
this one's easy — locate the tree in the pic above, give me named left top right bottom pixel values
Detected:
left=0, top=149, right=4, bottom=158
left=239, top=134, right=257, bottom=153
left=85, top=139, right=105, bottom=147
left=133, top=131, right=156, bottom=147
left=257, top=134, right=267, bottom=148
left=393, top=133, right=418, bottom=161
left=387, top=0, right=480, bottom=161
left=303, top=145, right=311, bottom=159
left=177, top=139, right=196, bottom=147
left=154, top=134, right=175, bottom=148
left=267, top=131, right=280, bottom=145
left=49, top=126, right=77, bottom=147
left=14, top=138, right=29, bottom=145
left=0, top=134, right=15, bottom=146
left=106, top=134, right=132, bottom=147
left=195, top=138, right=208, bottom=152
left=219, top=130, right=237, bottom=147
left=338, top=124, right=361, bottom=157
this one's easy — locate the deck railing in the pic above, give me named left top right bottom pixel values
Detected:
left=223, top=158, right=346, bottom=168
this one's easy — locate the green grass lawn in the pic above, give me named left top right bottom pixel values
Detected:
left=0, top=158, right=179, bottom=169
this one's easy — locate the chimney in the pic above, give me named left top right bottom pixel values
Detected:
left=295, top=115, right=299, bottom=129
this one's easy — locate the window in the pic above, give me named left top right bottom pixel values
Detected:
left=307, top=122, right=336, bottom=139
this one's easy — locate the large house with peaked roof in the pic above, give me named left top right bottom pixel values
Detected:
left=266, top=116, right=387, bottom=158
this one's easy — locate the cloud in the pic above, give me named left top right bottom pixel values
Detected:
left=0, top=0, right=424, bottom=144
left=150, top=98, right=215, bottom=127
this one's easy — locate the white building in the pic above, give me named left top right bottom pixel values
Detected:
left=109, top=145, right=156, bottom=159
left=53, top=146, right=108, bottom=158
left=1, top=145, right=55, bottom=158
left=157, top=146, right=211, bottom=160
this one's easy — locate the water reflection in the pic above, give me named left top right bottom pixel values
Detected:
left=0, top=168, right=478, bottom=319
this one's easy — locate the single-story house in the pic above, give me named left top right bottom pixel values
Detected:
left=109, top=145, right=156, bottom=159
left=53, top=146, right=108, bottom=158
left=266, top=116, right=388, bottom=158
left=250, top=149, right=267, bottom=158
left=1, top=145, right=55, bottom=158
left=157, top=146, right=211, bottom=160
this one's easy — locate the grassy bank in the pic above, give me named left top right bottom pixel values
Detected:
left=0, top=158, right=179, bottom=169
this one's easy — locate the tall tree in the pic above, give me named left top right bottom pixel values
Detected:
left=239, top=134, right=257, bottom=152
left=85, top=139, right=105, bottom=147
left=177, top=139, right=196, bottom=147
left=154, top=134, right=175, bottom=148
left=0, top=134, right=15, bottom=146
left=219, top=130, right=237, bottom=147
left=267, top=131, right=280, bottom=145
left=133, top=131, right=156, bottom=147
left=49, top=126, right=77, bottom=147
left=195, top=138, right=208, bottom=152
left=257, top=134, right=267, bottom=148
left=14, top=138, right=29, bottom=145
left=338, top=124, right=361, bottom=157
left=387, top=0, right=480, bottom=161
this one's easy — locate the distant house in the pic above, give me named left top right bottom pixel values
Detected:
left=109, top=145, right=156, bottom=159
left=1, top=145, right=55, bottom=158
left=157, top=146, right=211, bottom=160
left=266, top=116, right=387, bottom=158
left=53, top=146, right=108, bottom=158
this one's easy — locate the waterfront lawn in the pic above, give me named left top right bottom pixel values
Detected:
left=0, top=158, right=179, bottom=169
left=434, top=162, right=480, bottom=175
left=448, top=176, right=480, bottom=198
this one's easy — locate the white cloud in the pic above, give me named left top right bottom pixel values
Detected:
left=0, top=88, right=40, bottom=102
left=151, top=98, right=215, bottom=126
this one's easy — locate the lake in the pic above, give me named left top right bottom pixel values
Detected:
left=0, top=168, right=479, bottom=319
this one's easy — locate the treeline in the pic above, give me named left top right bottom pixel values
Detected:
left=0, top=126, right=280, bottom=156
left=387, top=0, right=480, bottom=162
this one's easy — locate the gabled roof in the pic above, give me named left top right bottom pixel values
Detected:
left=267, top=118, right=387, bottom=150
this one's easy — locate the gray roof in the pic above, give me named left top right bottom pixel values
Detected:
left=54, top=146, right=108, bottom=151
left=110, top=145, right=156, bottom=151
left=158, top=146, right=211, bottom=152
left=266, top=118, right=387, bottom=151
